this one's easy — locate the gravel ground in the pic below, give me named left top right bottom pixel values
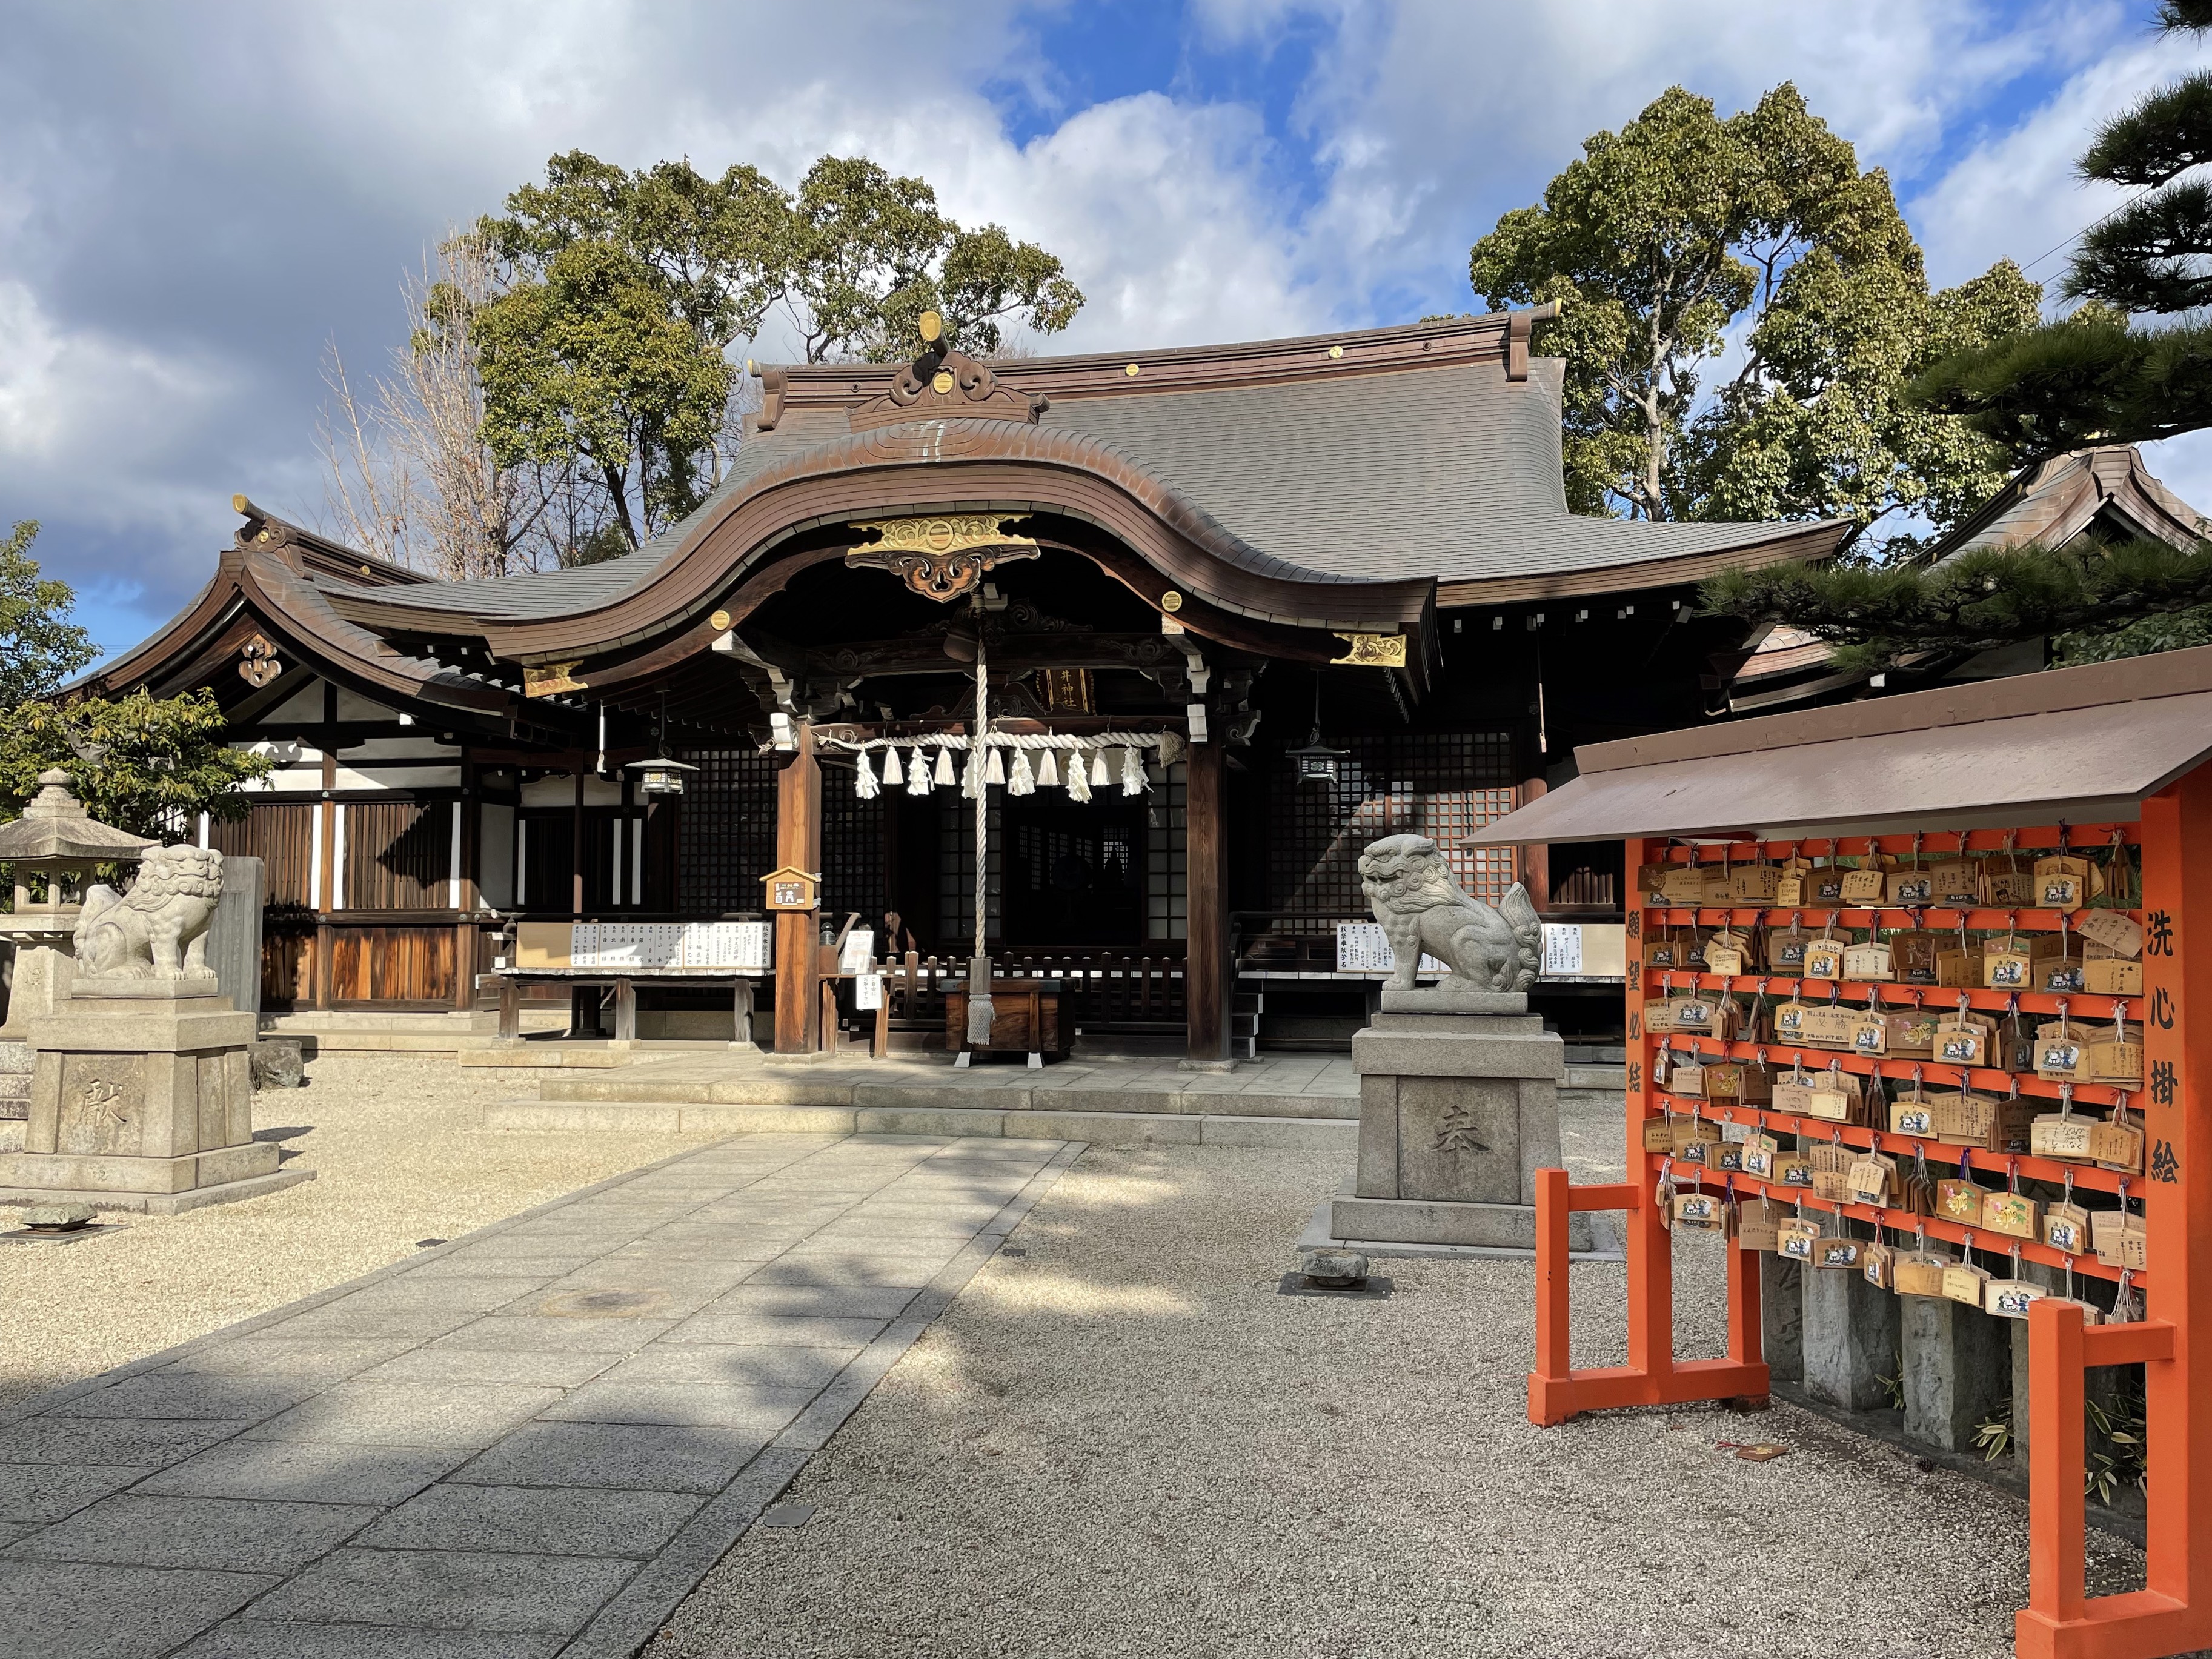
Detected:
left=646, top=1144, right=2150, bottom=1659
left=0, top=1052, right=720, bottom=1411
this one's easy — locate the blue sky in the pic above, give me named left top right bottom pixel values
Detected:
left=1, top=0, right=2205, bottom=663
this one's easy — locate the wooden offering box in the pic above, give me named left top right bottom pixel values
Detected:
left=1469, top=646, right=2212, bottom=1659
left=943, top=979, right=1072, bottom=1066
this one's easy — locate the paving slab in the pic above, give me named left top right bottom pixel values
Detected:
left=242, top=1546, right=634, bottom=1634
left=355, top=1483, right=703, bottom=1558
left=179, top=1623, right=564, bottom=1658
left=0, top=1558, right=276, bottom=1659
left=0, top=1129, right=1079, bottom=1658
left=6, top=1493, right=377, bottom=1572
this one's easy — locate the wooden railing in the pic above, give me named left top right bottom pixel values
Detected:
left=869, top=944, right=1187, bottom=1035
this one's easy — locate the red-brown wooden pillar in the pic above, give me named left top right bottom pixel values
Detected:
left=773, top=723, right=822, bottom=1054
left=1184, top=738, right=1229, bottom=1066
left=1518, top=774, right=1549, bottom=908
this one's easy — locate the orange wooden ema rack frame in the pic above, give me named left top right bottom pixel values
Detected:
left=1467, top=646, right=2212, bottom=1659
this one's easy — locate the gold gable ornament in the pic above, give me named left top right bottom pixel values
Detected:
left=523, top=662, right=586, bottom=698
left=1331, top=633, right=1407, bottom=668
left=844, top=515, right=1040, bottom=602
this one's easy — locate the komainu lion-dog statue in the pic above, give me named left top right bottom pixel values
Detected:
left=1357, top=832, right=1540, bottom=994
left=73, top=843, right=224, bottom=980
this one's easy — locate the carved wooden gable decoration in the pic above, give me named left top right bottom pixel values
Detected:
left=846, top=345, right=1049, bottom=433
left=843, top=514, right=1040, bottom=602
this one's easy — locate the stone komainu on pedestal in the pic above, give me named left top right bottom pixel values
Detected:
left=73, top=844, right=225, bottom=980
left=3, top=843, right=311, bottom=1214
left=1357, top=833, right=1539, bottom=994
left=1332, top=833, right=1587, bottom=1252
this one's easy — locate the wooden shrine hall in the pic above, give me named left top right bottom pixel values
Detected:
left=80, top=307, right=1844, bottom=1062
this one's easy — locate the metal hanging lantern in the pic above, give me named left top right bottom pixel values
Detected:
left=1286, top=671, right=1347, bottom=789
left=626, top=691, right=699, bottom=795
left=626, top=756, right=699, bottom=796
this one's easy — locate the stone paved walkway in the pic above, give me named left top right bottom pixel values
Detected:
left=0, top=1130, right=1076, bottom=1658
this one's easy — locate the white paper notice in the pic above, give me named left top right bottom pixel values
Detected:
left=1541, top=923, right=1584, bottom=977
left=1334, top=922, right=1444, bottom=976
left=837, top=928, right=875, bottom=976
left=854, top=972, right=883, bottom=1010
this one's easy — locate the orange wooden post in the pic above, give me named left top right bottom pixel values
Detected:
left=2144, top=776, right=2212, bottom=1630
left=1530, top=1167, right=1574, bottom=1423
left=1725, top=1231, right=1763, bottom=1372
left=2026, top=1297, right=2089, bottom=1634
left=1624, top=837, right=1674, bottom=1382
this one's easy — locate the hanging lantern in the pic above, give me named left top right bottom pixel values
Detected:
left=626, top=756, right=700, bottom=796
left=1287, top=670, right=1347, bottom=790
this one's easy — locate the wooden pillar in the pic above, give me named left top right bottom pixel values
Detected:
left=1185, top=738, right=1229, bottom=1065
left=1518, top=774, right=1549, bottom=908
left=570, top=767, right=585, bottom=918
left=773, top=723, right=822, bottom=1054
left=454, top=758, right=480, bottom=1012
left=314, top=745, right=336, bottom=1009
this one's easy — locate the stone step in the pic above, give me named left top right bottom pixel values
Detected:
left=536, top=1071, right=1358, bottom=1119
left=1564, top=1065, right=1627, bottom=1091
left=486, top=1097, right=1357, bottom=1149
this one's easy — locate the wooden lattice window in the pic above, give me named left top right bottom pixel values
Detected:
left=676, top=748, right=776, bottom=914
left=821, top=782, right=883, bottom=926
left=1265, top=733, right=1518, bottom=922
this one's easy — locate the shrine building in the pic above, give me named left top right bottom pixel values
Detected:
left=82, top=308, right=1844, bottom=1062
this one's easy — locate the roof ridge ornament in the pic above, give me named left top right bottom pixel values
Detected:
left=846, top=310, right=1051, bottom=434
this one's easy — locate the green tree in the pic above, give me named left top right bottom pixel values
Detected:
left=781, top=156, right=1084, bottom=362
left=473, top=238, right=737, bottom=550
left=1912, top=2, right=2212, bottom=455
left=0, top=522, right=97, bottom=703
left=0, top=690, right=272, bottom=839
left=468, top=152, right=1086, bottom=555
left=1469, top=85, right=2038, bottom=545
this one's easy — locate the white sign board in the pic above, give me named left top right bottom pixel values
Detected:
left=837, top=928, right=875, bottom=976
left=1334, top=922, right=1446, bottom=977
left=854, top=972, right=883, bottom=1011
left=1541, top=923, right=1584, bottom=977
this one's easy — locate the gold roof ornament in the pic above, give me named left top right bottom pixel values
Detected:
left=844, top=514, right=1040, bottom=602
left=918, top=310, right=944, bottom=343
left=1332, top=633, right=1407, bottom=668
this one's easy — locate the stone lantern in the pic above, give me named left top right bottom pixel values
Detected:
left=0, top=770, right=156, bottom=1048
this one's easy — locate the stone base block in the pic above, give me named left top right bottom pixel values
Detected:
left=1803, top=1262, right=1901, bottom=1414
left=4, top=1136, right=280, bottom=1195
left=0, top=1166, right=314, bottom=1214
left=1379, top=988, right=1527, bottom=1015
left=1330, top=1194, right=1590, bottom=1251
left=1903, top=1292, right=2011, bottom=1452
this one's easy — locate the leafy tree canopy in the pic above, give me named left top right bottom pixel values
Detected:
left=0, top=689, right=273, bottom=839
left=1470, top=84, right=2038, bottom=547
left=1911, top=3, right=2212, bottom=456
left=0, top=521, right=98, bottom=704
left=467, top=151, right=1085, bottom=554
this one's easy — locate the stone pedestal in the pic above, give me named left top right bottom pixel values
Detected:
left=0, top=932, right=78, bottom=1042
left=1330, top=989, right=1587, bottom=1251
left=1803, top=1263, right=1901, bottom=1414
left=1903, top=1292, right=2011, bottom=1452
left=1762, top=1255, right=1805, bottom=1384
left=1, top=981, right=310, bottom=1214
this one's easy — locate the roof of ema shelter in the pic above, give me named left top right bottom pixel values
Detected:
left=88, top=307, right=1849, bottom=719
